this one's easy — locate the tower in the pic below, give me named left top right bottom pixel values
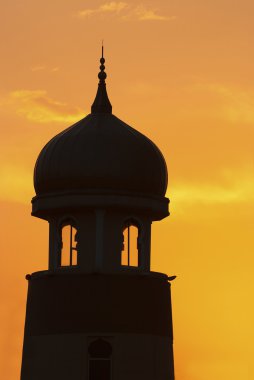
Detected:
left=21, top=50, right=175, bottom=380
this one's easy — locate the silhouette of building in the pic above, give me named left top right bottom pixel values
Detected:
left=21, top=49, right=175, bottom=380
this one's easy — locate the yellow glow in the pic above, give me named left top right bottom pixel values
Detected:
left=0, top=164, right=33, bottom=203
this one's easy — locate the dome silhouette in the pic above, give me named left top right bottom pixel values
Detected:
left=34, top=51, right=168, bottom=199
left=34, top=113, right=167, bottom=197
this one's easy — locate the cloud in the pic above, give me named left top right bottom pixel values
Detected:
left=171, top=183, right=243, bottom=205
left=5, top=90, right=85, bottom=124
left=30, top=66, right=60, bottom=73
left=77, top=2, right=174, bottom=22
left=199, top=84, right=254, bottom=125
left=133, top=6, right=176, bottom=21
left=100, top=1, right=127, bottom=12
left=168, top=167, right=254, bottom=206
left=31, top=66, right=46, bottom=72
left=78, top=2, right=128, bottom=17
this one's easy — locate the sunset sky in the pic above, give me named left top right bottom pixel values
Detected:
left=0, top=1, right=253, bottom=379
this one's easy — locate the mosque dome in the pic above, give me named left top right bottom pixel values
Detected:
left=34, top=52, right=168, bottom=200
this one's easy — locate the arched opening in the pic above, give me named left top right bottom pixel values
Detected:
left=121, top=220, right=140, bottom=267
left=59, top=221, right=78, bottom=267
left=88, top=339, right=112, bottom=380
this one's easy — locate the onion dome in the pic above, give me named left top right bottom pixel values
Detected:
left=33, top=47, right=168, bottom=219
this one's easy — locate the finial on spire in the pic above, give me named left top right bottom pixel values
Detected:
left=91, top=44, right=112, bottom=114
left=98, top=41, right=106, bottom=83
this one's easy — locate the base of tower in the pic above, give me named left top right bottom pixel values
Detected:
left=21, top=271, right=174, bottom=380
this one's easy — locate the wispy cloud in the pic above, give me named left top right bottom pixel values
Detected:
left=31, top=65, right=46, bottom=72
left=132, top=5, right=176, bottom=21
left=199, top=84, right=254, bottom=125
left=77, top=2, right=175, bottom=21
left=214, top=85, right=254, bottom=125
left=78, top=2, right=127, bottom=17
left=30, top=65, right=60, bottom=73
left=4, top=90, right=85, bottom=124
left=168, top=167, right=254, bottom=206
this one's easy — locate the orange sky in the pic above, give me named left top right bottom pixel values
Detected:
left=0, top=1, right=253, bottom=379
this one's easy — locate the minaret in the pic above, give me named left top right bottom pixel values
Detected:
left=21, top=49, right=175, bottom=380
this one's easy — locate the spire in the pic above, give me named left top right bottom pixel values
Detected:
left=91, top=44, right=112, bottom=114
